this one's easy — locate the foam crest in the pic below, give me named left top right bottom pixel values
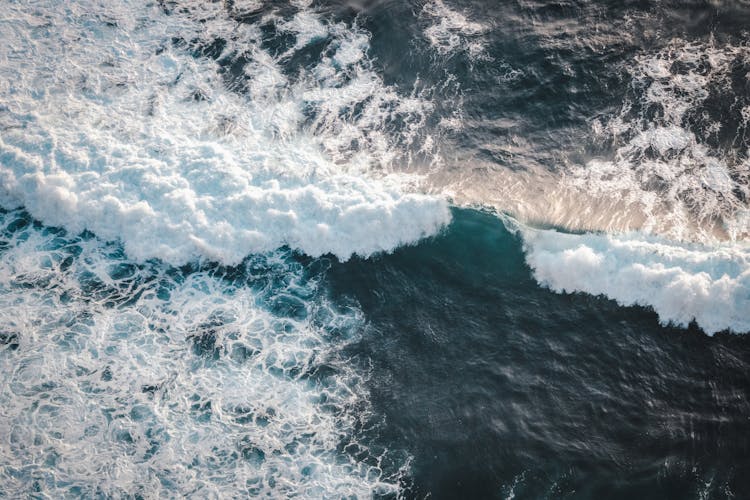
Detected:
left=0, top=209, right=406, bottom=497
left=515, top=221, right=750, bottom=335
left=0, top=0, right=450, bottom=266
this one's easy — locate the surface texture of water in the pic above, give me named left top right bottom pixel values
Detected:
left=0, top=0, right=749, bottom=498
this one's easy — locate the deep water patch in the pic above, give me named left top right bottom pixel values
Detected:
left=327, top=208, right=750, bottom=499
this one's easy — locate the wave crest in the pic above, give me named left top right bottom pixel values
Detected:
left=0, top=0, right=450, bottom=265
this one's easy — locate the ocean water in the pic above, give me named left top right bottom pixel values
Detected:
left=0, top=0, right=749, bottom=498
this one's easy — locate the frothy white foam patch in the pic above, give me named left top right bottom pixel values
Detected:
left=0, top=210, right=406, bottom=497
left=0, top=0, right=450, bottom=266
left=517, top=223, right=750, bottom=335
left=279, top=10, right=328, bottom=52
left=421, top=0, right=489, bottom=60
left=568, top=40, right=750, bottom=242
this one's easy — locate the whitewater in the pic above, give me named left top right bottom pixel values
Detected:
left=0, top=0, right=749, bottom=497
left=1, top=0, right=747, bottom=333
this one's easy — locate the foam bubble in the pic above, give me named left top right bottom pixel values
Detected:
left=514, top=221, right=750, bottom=335
left=0, top=209, right=406, bottom=497
left=0, top=0, right=450, bottom=266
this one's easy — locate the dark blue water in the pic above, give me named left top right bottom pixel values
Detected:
left=284, top=0, right=750, bottom=172
left=329, top=209, right=750, bottom=498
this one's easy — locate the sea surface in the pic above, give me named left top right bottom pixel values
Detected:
left=0, top=0, right=749, bottom=498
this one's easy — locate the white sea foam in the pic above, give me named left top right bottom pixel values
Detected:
left=0, top=0, right=450, bottom=266
left=0, top=2, right=442, bottom=492
left=435, top=38, right=749, bottom=247
left=421, top=0, right=489, bottom=60
left=0, top=209, right=405, bottom=497
left=567, top=40, right=750, bottom=242
left=511, top=40, right=749, bottom=335
left=515, top=222, right=750, bottom=335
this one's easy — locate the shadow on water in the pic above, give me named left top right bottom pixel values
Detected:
left=326, top=208, right=750, bottom=499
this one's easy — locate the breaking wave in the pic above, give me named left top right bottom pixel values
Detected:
left=514, top=219, right=750, bottom=335
left=0, top=0, right=450, bottom=265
